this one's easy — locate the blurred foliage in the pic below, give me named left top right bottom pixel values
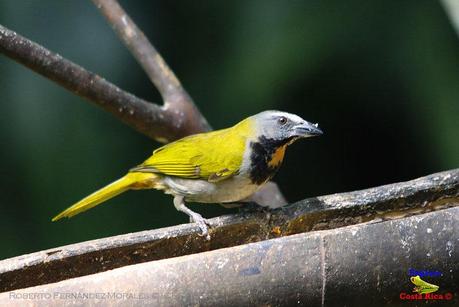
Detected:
left=0, top=0, right=458, bottom=259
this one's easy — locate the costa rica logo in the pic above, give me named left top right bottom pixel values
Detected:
left=398, top=268, right=453, bottom=301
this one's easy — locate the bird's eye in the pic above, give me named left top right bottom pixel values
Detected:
left=277, top=116, right=288, bottom=125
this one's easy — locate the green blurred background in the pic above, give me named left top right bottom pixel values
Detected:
left=0, top=1, right=458, bottom=260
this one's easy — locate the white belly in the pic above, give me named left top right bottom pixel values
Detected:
left=160, top=175, right=260, bottom=203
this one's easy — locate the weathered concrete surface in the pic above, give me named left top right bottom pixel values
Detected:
left=0, top=169, right=458, bottom=293
left=0, top=207, right=457, bottom=306
left=323, top=207, right=458, bottom=306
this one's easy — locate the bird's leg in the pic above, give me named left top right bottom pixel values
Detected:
left=173, top=196, right=210, bottom=239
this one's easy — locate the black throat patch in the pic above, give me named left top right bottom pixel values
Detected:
left=249, top=136, right=291, bottom=185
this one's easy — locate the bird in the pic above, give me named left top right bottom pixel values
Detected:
left=52, top=110, right=323, bottom=237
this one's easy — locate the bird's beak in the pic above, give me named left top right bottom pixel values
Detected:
left=294, top=121, right=323, bottom=138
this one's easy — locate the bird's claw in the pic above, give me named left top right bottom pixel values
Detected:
left=190, top=213, right=211, bottom=240
left=196, top=220, right=211, bottom=240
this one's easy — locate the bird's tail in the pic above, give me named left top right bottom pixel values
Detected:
left=52, top=172, right=157, bottom=221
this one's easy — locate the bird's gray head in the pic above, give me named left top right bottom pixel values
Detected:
left=251, top=110, right=323, bottom=143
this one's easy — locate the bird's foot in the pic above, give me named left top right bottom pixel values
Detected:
left=189, top=212, right=211, bottom=240
left=173, top=196, right=211, bottom=240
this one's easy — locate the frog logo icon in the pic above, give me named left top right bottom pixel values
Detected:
left=410, top=275, right=439, bottom=294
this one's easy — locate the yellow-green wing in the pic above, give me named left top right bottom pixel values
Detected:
left=131, top=120, right=252, bottom=182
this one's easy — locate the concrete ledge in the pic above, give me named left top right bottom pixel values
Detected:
left=0, top=169, right=458, bottom=298
left=1, top=207, right=457, bottom=306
